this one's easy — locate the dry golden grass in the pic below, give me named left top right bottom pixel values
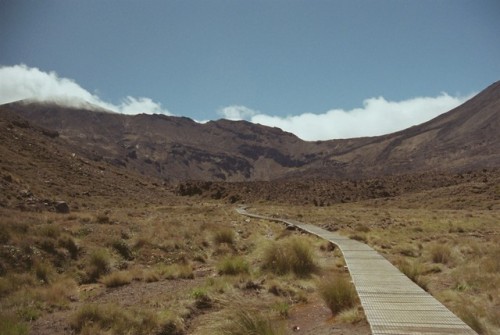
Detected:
left=318, top=274, right=357, bottom=315
left=261, top=236, right=319, bottom=278
left=3, top=179, right=496, bottom=335
left=100, top=270, right=132, bottom=287
left=252, top=197, right=500, bottom=334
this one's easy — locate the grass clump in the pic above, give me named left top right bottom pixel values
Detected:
left=34, top=261, right=54, bottom=284
left=430, top=243, right=453, bottom=265
left=101, top=271, right=132, bottom=288
left=213, top=228, right=235, bottom=245
left=161, top=264, right=194, bottom=280
left=398, top=259, right=428, bottom=291
left=456, top=304, right=485, bottom=334
left=337, top=306, right=364, bottom=324
left=271, top=301, right=290, bottom=319
left=262, top=237, right=318, bottom=278
left=0, top=313, right=29, bottom=335
left=318, top=275, right=357, bottom=315
left=191, top=288, right=212, bottom=309
left=70, top=303, right=158, bottom=335
left=217, top=256, right=249, bottom=276
left=86, top=249, right=111, bottom=282
left=222, top=310, right=285, bottom=335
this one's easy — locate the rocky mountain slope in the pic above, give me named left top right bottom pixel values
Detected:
left=1, top=81, right=499, bottom=182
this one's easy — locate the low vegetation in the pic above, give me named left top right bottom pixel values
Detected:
left=262, top=236, right=318, bottom=277
left=222, top=310, right=285, bottom=335
left=318, top=274, right=357, bottom=315
left=1, top=170, right=498, bottom=334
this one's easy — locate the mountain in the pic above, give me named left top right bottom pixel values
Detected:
left=0, top=109, right=172, bottom=211
left=1, top=81, right=499, bottom=182
left=295, top=80, right=500, bottom=178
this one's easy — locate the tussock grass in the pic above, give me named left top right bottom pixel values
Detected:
left=34, top=261, right=54, bottom=284
left=0, top=313, right=28, bottom=335
left=429, top=243, right=453, bottom=264
left=337, top=306, right=364, bottom=324
left=318, top=274, right=357, bottom=315
left=86, top=249, right=111, bottom=282
left=213, top=228, right=235, bottom=245
left=271, top=301, right=290, bottom=319
left=455, top=304, right=485, bottom=334
left=262, top=237, right=318, bottom=278
left=101, top=271, right=132, bottom=287
left=161, top=264, right=194, bottom=280
left=191, top=287, right=212, bottom=309
left=397, top=259, right=428, bottom=291
left=222, top=310, right=285, bottom=335
left=217, top=256, right=249, bottom=276
left=70, top=303, right=159, bottom=335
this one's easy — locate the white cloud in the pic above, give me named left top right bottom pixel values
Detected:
left=222, top=94, right=472, bottom=141
left=218, top=105, right=257, bottom=120
left=0, top=64, right=171, bottom=115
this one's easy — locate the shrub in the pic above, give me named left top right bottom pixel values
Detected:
left=318, top=275, right=357, bottom=315
left=112, top=240, right=134, bottom=260
left=101, top=271, right=132, bottom=288
left=213, top=228, right=234, bottom=245
left=58, top=235, right=79, bottom=259
left=223, top=310, right=285, bottom=335
left=262, top=237, right=318, bottom=277
left=217, top=256, right=249, bottom=276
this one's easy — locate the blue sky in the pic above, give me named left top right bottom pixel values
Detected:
left=1, top=0, right=499, bottom=140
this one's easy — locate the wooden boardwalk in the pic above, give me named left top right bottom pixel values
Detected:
left=237, top=207, right=477, bottom=335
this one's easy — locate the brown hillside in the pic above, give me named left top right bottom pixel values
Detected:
left=0, top=109, right=172, bottom=211
left=1, top=81, right=499, bottom=181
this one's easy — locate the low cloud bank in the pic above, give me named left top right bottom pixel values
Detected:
left=219, top=93, right=472, bottom=141
left=1, top=64, right=472, bottom=140
left=0, top=64, right=171, bottom=115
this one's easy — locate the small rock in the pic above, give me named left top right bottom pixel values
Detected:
left=55, top=201, right=70, bottom=214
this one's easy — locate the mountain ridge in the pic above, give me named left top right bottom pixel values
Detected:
left=1, top=81, right=499, bottom=181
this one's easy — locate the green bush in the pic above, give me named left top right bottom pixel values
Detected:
left=318, top=275, right=357, bottom=315
left=262, top=237, right=318, bottom=277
